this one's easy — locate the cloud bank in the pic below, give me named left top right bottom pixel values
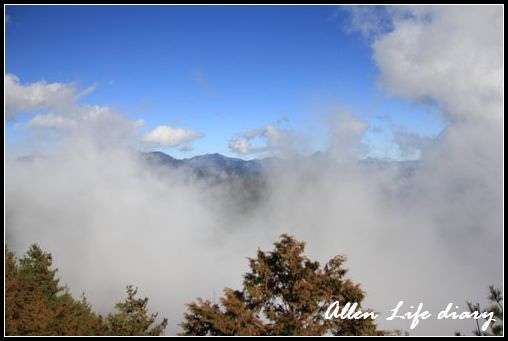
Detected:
left=5, top=73, right=94, bottom=121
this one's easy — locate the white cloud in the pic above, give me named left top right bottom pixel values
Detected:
left=5, top=73, right=94, bottom=121
left=6, top=74, right=145, bottom=147
left=344, top=6, right=394, bottom=38
left=25, top=105, right=143, bottom=142
left=327, top=110, right=368, bottom=161
left=228, top=138, right=251, bottom=154
left=349, top=7, right=503, bottom=334
left=28, top=113, right=77, bottom=129
left=229, top=124, right=292, bottom=156
left=393, top=129, right=435, bottom=159
left=372, top=6, right=502, bottom=121
left=143, top=125, right=203, bottom=148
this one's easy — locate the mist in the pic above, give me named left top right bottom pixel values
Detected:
left=5, top=6, right=502, bottom=335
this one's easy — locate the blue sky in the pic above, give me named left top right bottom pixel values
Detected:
left=5, top=5, right=445, bottom=160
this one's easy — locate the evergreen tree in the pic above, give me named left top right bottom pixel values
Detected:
left=485, top=285, right=503, bottom=336
left=455, top=285, right=503, bottom=336
left=106, top=285, right=168, bottom=336
left=180, top=234, right=382, bottom=336
left=6, top=244, right=66, bottom=335
left=5, top=248, right=20, bottom=334
left=5, top=245, right=167, bottom=336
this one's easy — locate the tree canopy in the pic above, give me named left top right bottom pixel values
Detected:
left=180, top=234, right=382, bottom=336
left=5, top=245, right=167, bottom=336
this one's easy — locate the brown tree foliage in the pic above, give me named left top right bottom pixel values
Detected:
left=106, top=285, right=168, bottom=336
left=5, top=245, right=167, bottom=336
left=180, top=234, right=383, bottom=336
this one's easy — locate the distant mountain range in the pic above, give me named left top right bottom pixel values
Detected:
left=15, top=151, right=418, bottom=180
left=141, top=151, right=418, bottom=180
left=141, top=152, right=266, bottom=180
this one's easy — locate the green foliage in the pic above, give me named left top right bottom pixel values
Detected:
left=5, top=245, right=167, bottom=336
left=180, top=234, right=382, bottom=336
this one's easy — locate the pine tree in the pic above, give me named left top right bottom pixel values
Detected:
left=456, top=285, right=503, bottom=336
left=5, top=245, right=167, bottom=336
left=485, top=285, right=503, bottom=336
left=467, top=286, right=503, bottom=336
left=106, top=285, right=168, bottom=336
left=180, top=234, right=382, bottom=336
left=5, top=248, right=21, bottom=334
left=6, top=244, right=61, bottom=335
